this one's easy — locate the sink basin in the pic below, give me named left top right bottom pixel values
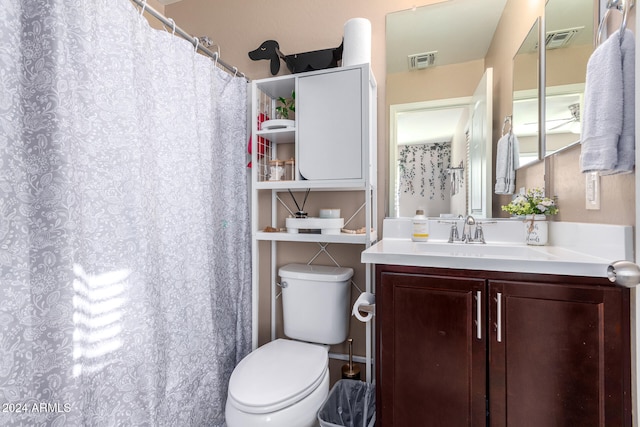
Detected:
left=415, top=242, right=555, bottom=260
left=361, top=218, right=633, bottom=278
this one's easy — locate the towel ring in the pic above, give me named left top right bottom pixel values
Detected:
left=596, top=0, right=634, bottom=45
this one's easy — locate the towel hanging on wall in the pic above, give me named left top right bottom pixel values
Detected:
left=580, top=29, right=635, bottom=174
left=495, top=133, right=519, bottom=195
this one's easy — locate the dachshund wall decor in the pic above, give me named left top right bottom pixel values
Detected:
left=248, top=40, right=343, bottom=75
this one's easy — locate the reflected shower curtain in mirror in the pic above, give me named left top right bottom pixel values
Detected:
left=396, top=142, right=452, bottom=217
left=0, top=1, right=251, bottom=425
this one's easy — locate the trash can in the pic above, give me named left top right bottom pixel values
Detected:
left=317, top=379, right=376, bottom=427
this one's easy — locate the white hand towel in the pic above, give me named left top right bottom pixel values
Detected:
left=580, top=29, right=627, bottom=173
left=512, top=133, right=520, bottom=171
left=602, top=29, right=635, bottom=175
left=494, top=133, right=519, bottom=194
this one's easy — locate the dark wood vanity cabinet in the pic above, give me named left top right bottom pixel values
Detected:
left=376, top=265, right=631, bottom=427
left=377, top=269, right=487, bottom=425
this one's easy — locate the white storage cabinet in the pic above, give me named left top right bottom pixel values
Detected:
left=250, top=63, right=377, bottom=381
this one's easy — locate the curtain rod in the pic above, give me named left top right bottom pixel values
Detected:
left=130, top=0, right=247, bottom=80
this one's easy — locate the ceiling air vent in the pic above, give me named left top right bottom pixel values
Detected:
left=408, top=51, right=438, bottom=70
left=545, top=27, right=584, bottom=49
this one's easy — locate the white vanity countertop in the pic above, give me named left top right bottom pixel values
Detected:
left=361, top=218, right=634, bottom=278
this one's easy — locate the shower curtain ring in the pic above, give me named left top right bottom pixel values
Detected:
left=213, top=52, right=219, bottom=67
left=193, top=36, right=199, bottom=53
left=233, top=67, right=238, bottom=77
left=162, top=18, right=176, bottom=35
left=139, top=0, right=148, bottom=16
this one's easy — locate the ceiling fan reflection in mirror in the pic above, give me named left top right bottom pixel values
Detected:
left=524, top=102, right=581, bottom=133
left=547, top=103, right=580, bottom=131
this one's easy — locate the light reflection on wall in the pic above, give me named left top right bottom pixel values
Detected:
left=72, top=264, right=129, bottom=377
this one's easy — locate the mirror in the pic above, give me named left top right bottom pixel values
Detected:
left=386, top=0, right=506, bottom=218
left=389, top=71, right=492, bottom=220
left=544, top=0, right=597, bottom=156
left=389, top=99, right=470, bottom=218
left=512, top=19, right=541, bottom=168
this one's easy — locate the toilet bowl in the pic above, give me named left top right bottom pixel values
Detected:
left=225, top=339, right=330, bottom=427
left=225, top=264, right=353, bottom=427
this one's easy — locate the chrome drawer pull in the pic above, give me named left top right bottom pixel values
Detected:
left=496, top=292, right=502, bottom=342
left=476, top=290, right=482, bottom=339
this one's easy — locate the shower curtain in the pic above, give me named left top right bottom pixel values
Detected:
left=0, top=1, right=251, bottom=426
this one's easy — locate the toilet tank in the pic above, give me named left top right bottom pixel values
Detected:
left=278, top=264, right=353, bottom=345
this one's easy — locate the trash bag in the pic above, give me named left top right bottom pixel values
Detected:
left=317, top=379, right=376, bottom=427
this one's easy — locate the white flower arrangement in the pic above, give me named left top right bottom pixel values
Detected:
left=501, top=188, right=559, bottom=216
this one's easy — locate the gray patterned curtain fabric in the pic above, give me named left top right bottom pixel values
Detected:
left=0, top=1, right=251, bottom=425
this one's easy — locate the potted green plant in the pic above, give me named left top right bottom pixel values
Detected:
left=276, top=91, right=295, bottom=120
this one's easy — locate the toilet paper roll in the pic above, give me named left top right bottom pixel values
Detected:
left=352, top=292, right=375, bottom=322
left=343, top=18, right=371, bottom=66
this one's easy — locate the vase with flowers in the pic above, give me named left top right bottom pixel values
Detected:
left=501, top=188, right=558, bottom=245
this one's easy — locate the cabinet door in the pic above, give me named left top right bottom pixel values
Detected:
left=297, top=68, right=362, bottom=180
left=488, top=281, right=630, bottom=427
left=378, top=269, right=487, bottom=426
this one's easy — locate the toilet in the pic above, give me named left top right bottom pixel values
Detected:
left=225, top=263, right=353, bottom=427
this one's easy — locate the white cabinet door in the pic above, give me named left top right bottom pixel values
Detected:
left=297, top=68, right=362, bottom=180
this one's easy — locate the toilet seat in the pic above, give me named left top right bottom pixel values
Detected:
left=227, top=339, right=328, bottom=414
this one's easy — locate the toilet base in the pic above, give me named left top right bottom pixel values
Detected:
left=225, top=369, right=329, bottom=427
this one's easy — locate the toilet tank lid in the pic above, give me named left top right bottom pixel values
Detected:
left=279, top=263, right=354, bottom=282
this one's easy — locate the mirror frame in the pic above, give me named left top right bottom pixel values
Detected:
left=512, top=17, right=544, bottom=168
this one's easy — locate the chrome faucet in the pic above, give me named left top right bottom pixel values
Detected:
left=446, top=214, right=487, bottom=244
left=462, top=215, right=476, bottom=243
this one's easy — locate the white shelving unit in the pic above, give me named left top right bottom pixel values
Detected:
left=250, top=63, right=377, bottom=382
